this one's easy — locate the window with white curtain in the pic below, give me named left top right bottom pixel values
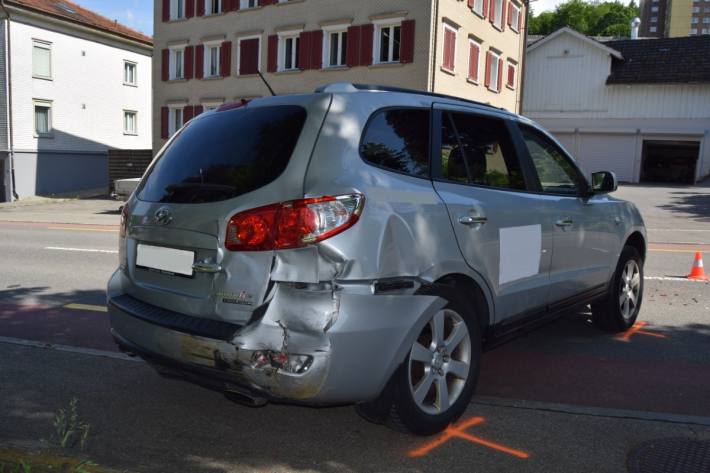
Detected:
left=32, top=40, right=52, bottom=79
left=124, top=111, right=137, bottom=135
left=34, top=101, right=52, bottom=136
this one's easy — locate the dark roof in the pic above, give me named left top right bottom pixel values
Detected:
left=6, top=0, right=152, bottom=46
left=602, top=35, right=710, bottom=85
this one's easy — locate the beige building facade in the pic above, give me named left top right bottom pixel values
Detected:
left=639, top=0, right=710, bottom=38
left=153, top=0, right=526, bottom=151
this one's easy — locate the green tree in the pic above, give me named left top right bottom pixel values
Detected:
left=529, top=0, right=639, bottom=37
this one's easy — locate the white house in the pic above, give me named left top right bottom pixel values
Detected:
left=523, top=27, right=710, bottom=184
left=0, top=0, right=153, bottom=201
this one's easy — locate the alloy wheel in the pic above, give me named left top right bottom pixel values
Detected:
left=619, top=260, right=641, bottom=320
left=408, top=309, right=472, bottom=415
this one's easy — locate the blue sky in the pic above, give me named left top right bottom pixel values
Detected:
left=75, top=0, right=154, bottom=36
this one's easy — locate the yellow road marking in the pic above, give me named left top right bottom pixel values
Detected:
left=48, top=226, right=116, bottom=232
left=64, top=303, right=108, bottom=313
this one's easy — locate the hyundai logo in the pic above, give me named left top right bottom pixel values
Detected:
left=154, top=207, right=173, bottom=226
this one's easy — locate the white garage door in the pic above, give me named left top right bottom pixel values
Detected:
left=576, top=134, right=636, bottom=182
left=552, top=133, right=577, bottom=157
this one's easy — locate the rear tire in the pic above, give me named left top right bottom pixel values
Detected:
left=356, top=284, right=482, bottom=436
left=591, top=245, right=644, bottom=332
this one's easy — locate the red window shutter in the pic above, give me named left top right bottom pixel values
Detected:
left=310, top=30, right=323, bottom=69
left=162, top=0, right=170, bottom=22
left=221, top=41, right=232, bottom=77
left=183, top=105, right=194, bottom=123
left=359, top=24, right=374, bottom=66
left=298, top=31, right=311, bottom=70
left=468, top=0, right=474, bottom=7
left=483, top=0, right=489, bottom=18
left=267, top=35, right=278, bottom=72
left=186, top=0, right=194, bottom=18
left=497, top=57, right=503, bottom=92
left=507, top=64, right=515, bottom=88
left=518, top=8, right=523, bottom=31
left=507, top=3, right=513, bottom=26
left=346, top=25, right=361, bottom=67
left=239, top=38, right=259, bottom=75
left=469, top=44, right=479, bottom=81
left=194, top=105, right=204, bottom=116
left=184, top=46, right=194, bottom=79
left=259, top=0, right=278, bottom=5
left=161, top=107, right=169, bottom=139
left=501, top=0, right=507, bottom=31
left=223, top=0, right=232, bottom=11
left=196, top=0, right=205, bottom=17
left=400, top=20, right=415, bottom=63
left=195, top=45, right=204, bottom=79
left=484, top=52, right=491, bottom=88
left=443, top=30, right=451, bottom=70
left=161, top=49, right=169, bottom=81
left=489, top=0, right=496, bottom=23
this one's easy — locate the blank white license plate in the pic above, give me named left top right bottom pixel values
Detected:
left=136, top=244, right=194, bottom=276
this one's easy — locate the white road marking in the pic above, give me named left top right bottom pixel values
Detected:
left=45, top=246, right=118, bottom=254
left=0, top=335, right=143, bottom=363
left=645, top=276, right=707, bottom=282
left=649, top=228, right=710, bottom=232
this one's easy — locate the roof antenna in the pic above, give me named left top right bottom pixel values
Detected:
left=257, top=70, right=276, bottom=96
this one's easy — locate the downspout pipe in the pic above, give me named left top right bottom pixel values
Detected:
left=429, top=0, right=440, bottom=92
left=0, top=0, right=17, bottom=200
left=518, top=0, right=530, bottom=115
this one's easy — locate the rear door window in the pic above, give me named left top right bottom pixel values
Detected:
left=440, top=111, right=526, bottom=191
left=139, top=105, right=306, bottom=204
left=360, top=108, right=430, bottom=178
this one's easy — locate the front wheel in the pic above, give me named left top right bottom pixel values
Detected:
left=357, top=284, right=482, bottom=436
left=591, top=245, right=644, bottom=332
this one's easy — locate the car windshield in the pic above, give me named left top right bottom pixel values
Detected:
left=139, top=105, right=307, bottom=204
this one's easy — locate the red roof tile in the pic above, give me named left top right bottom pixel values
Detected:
left=6, top=0, right=152, bottom=46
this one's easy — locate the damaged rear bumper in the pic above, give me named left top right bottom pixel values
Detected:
left=107, top=270, right=444, bottom=405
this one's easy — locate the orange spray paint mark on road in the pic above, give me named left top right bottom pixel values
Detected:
left=408, top=416, right=530, bottom=459
left=618, top=321, right=667, bottom=342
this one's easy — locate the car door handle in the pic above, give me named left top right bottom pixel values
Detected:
left=555, top=218, right=574, bottom=227
left=192, top=262, right=222, bottom=273
left=458, top=215, right=488, bottom=226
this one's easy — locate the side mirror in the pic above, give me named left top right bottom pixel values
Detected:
left=591, top=171, right=618, bottom=194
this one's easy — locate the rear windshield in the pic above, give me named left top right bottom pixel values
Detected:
left=139, top=106, right=307, bottom=204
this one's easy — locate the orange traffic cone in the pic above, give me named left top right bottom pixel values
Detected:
left=687, top=252, right=709, bottom=281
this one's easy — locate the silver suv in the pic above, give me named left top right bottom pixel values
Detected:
left=108, top=83, right=646, bottom=435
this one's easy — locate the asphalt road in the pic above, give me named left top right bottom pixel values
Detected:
left=1, top=185, right=709, bottom=472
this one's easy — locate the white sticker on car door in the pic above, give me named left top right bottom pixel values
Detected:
left=499, top=225, right=542, bottom=285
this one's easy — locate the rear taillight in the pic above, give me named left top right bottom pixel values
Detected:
left=225, top=194, right=364, bottom=251
left=119, top=205, right=128, bottom=238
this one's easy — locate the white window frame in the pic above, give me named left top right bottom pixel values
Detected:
left=510, top=2, right=521, bottom=32
left=206, top=0, right=222, bottom=15
left=649, top=26, right=657, bottom=32
left=123, top=110, right=138, bottom=135
left=488, top=50, right=501, bottom=92
left=237, top=35, right=262, bottom=75
left=704, top=17, right=710, bottom=23
left=472, top=0, right=485, bottom=17
left=169, top=47, right=185, bottom=80
left=651, top=16, right=658, bottom=23
left=123, top=60, right=137, bottom=86
left=202, top=101, right=223, bottom=112
left=652, top=6, right=659, bottom=12
left=703, top=28, right=710, bottom=34
left=33, top=99, right=53, bottom=137
left=240, top=0, right=258, bottom=9
left=323, top=24, right=349, bottom=68
left=171, top=0, right=186, bottom=20
left=493, top=0, right=504, bottom=29
left=203, top=40, right=222, bottom=77
left=373, top=18, right=404, bottom=65
left=468, top=38, right=481, bottom=84
left=278, top=30, right=302, bottom=71
left=32, top=39, right=52, bottom=80
left=506, top=60, right=517, bottom=90
left=168, top=106, right=184, bottom=137
left=692, top=6, right=700, bottom=12
left=441, top=23, right=457, bottom=73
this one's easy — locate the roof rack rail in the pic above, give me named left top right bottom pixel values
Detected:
left=315, top=82, right=506, bottom=112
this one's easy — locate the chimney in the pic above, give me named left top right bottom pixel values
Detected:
left=631, top=17, right=641, bottom=39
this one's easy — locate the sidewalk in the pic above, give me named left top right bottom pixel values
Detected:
left=0, top=197, right=121, bottom=226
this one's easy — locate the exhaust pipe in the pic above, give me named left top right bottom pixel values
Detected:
left=224, top=386, right=268, bottom=407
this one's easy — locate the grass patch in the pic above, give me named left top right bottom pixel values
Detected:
left=0, top=449, right=117, bottom=473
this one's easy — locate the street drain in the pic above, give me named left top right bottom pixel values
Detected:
left=628, top=437, right=710, bottom=473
